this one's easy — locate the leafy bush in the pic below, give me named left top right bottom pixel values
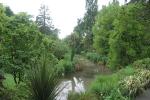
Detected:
left=80, top=51, right=86, bottom=56
left=137, top=69, right=150, bottom=88
left=132, top=58, right=150, bottom=70
left=108, top=3, right=150, bottom=69
left=73, top=55, right=84, bottom=71
left=105, top=89, right=128, bottom=100
left=86, top=52, right=107, bottom=64
left=63, top=60, right=74, bottom=74
left=3, top=74, right=16, bottom=89
left=12, top=83, right=30, bottom=100
left=119, top=76, right=143, bottom=98
left=90, top=74, right=119, bottom=99
left=55, top=59, right=74, bottom=75
left=51, top=41, right=69, bottom=60
left=86, top=52, right=100, bottom=63
left=68, top=92, right=97, bottom=100
left=1, top=73, right=30, bottom=100
left=90, top=67, right=135, bottom=99
left=0, top=82, right=29, bottom=100
left=119, top=69, right=150, bottom=98
left=0, top=87, right=12, bottom=100
left=116, top=67, right=135, bottom=79
left=54, top=62, right=65, bottom=76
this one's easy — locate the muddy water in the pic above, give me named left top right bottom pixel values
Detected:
left=56, top=58, right=102, bottom=100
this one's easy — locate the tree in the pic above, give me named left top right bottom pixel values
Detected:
left=0, top=4, right=60, bottom=86
left=5, top=6, right=14, bottom=17
left=64, top=33, right=80, bottom=61
left=73, top=0, right=98, bottom=51
left=93, top=1, right=120, bottom=55
left=1, top=12, right=42, bottom=84
left=0, top=4, right=9, bottom=69
left=108, top=3, right=150, bottom=69
left=51, top=40, right=69, bottom=60
left=73, top=19, right=85, bottom=53
left=83, top=0, right=98, bottom=49
left=36, top=4, right=58, bottom=37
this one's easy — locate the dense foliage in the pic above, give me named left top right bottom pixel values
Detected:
left=92, top=1, right=150, bottom=69
left=0, top=0, right=150, bottom=100
left=108, top=3, right=150, bottom=69
left=90, top=67, right=135, bottom=99
left=93, top=1, right=120, bottom=55
left=0, top=3, right=71, bottom=100
left=132, top=58, right=150, bottom=70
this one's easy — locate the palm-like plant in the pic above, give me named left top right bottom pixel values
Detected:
left=28, top=56, right=60, bottom=100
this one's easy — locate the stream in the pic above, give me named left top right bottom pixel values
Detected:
left=56, top=58, right=106, bottom=100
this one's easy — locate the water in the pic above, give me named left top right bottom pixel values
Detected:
left=56, top=77, right=85, bottom=100
left=56, top=58, right=110, bottom=100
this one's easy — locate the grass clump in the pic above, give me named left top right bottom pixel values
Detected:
left=90, top=67, right=135, bottom=99
left=90, top=74, right=118, bottom=99
left=68, top=92, right=97, bottom=100
left=132, top=58, right=150, bottom=70
left=55, top=59, right=74, bottom=75
left=119, top=69, right=150, bottom=99
left=86, top=52, right=107, bottom=64
left=28, top=56, right=60, bottom=100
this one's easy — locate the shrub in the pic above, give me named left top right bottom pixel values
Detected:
left=0, top=82, right=29, bottom=100
left=3, top=74, right=16, bottom=89
left=119, top=69, right=150, bottom=98
left=0, top=87, right=14, bottom=100
left=108, top=3, right=150, bottom=70
left=1, top=73, right=30, bottom=100
left=105, top=89, right=128, bottom=100
left=73, top=55, right=84, bottom=71
left=14, top=83, right=30, bottom=100
left=51, top=40, right=69, bottom=60
left=68, top=92, right=97, bottom=100
left=54, top=53, right=75, bottom=75
left=80, top=51, right=86, bottom=56
left=132, top=58, right=150, bottom=70
left=116, top=67, right=135, bottom=79
left=86, top=52, right=107, bottom=64
left=63, top=60, right=74, bottom=74
left=86, top=52, right=100, bottom=63
left=119, top=75, right=143, bottom=98
left=55, top=59, right=74, bottom=75
left=28, top=57, right=60, bottom=100
left=90, top=74, right=119, bottom=99
left=90, top=67, right=135, bottom=99
left=54, top=60, right=65, bottom=76
left=136, top=69, right=150, bottom=88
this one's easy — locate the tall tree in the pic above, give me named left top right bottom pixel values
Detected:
left=73, top=0, right=98, bottom=51
left=108, top=3, right=150, bottom=69
left=2, top=12, right=42, bottom=84
left=83, top=0, right=98, bottom=49
left=36, top=4, right=58, bottom=37
left=93, top=1, right=120, bottom=55
left=5, top=6, right=14, bottom=17
left=64, top=33, right=80, bottom=61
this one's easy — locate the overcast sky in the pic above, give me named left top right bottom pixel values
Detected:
left=0, top=0, right=125, bottom=38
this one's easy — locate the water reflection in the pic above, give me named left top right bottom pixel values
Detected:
left=73, top=77, right=85, bottom=93
left=56, top=77, right=85, bottom=100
